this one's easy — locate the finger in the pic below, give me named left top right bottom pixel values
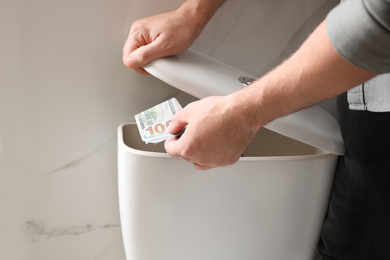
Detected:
left=125, top=36, right=169, bottom=70
left=165, top=138, right=211, bottom=170
left=193, top=162, right=214, bottom=171
left=164, top=137, right=182, bottom=158
left=122, top=43, right=150, bottom=75
left=164, top=135, right=196, bottom=163
left=122, top=34, right=150, bottom=75
left=122, top=35, right=142, bottom=65
left=167, top=110, right=189, bottom=134
left=130, top=62, right=150, bottom=75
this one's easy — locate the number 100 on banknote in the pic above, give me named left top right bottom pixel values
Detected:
left=144, top=120, right=172, bottom=136
left=135, top=98, right=182, bottom=144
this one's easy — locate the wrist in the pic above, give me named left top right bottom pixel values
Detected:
left=228, top=69, right=300, bottom=132
left=226, top=87, right=267, bottom=135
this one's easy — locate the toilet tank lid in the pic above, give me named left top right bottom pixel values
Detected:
left=144, top=49, right=345, bottom=155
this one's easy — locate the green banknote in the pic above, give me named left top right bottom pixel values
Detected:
left=135, top=98, right=182, bottom=144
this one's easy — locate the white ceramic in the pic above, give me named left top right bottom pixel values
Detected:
left=118, top=0, right=341, bottom=259
left=118, top=123, right=337, bottom=260
left=119, top=53, right=342, bottom=258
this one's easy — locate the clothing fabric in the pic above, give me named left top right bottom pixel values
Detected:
left=327, top=0, right=390, bottom=112
left=319, top=3, right=390, bottom=258
left=327, top=0, right=390, bottom=74
left=318, top=93, right=390, bottom=260
left=347, top=74, right=390, bottom=112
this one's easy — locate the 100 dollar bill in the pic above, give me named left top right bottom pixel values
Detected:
left=135, top=98, right=182, bottom=144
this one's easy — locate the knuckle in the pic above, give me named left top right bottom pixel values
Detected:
left=179, top=146, right=193, bottom=160
left=130, top=19, right=145, bottom=33
left=129, top=21, right=148, bottom=43
left=135, top=47, right=149, bottom=64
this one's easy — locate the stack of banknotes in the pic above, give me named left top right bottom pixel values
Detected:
left=135, top=98, right=183, bottom=144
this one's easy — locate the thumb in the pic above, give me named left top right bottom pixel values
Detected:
left=168, top=110, right=188, bottom=134
left=125, top=37, right=167, bottom=70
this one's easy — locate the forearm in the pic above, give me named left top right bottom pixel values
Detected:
left=164, top=4, right=385, bottom=170
left=175, top=0, right=226, bottom=37
left=232, top=20, right=376, bottom=130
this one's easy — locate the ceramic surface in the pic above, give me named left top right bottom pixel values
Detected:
left=118, top=124, right=337, bottom=260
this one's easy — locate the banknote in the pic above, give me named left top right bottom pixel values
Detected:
left=135, top=98, right=183, bottom=144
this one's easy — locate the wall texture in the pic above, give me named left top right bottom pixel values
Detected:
left=0, top=1, right=181, bottom=259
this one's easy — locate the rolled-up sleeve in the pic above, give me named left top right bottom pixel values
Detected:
left=326, top=0, right=390, bottom=74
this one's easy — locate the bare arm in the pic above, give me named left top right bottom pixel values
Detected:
left=246, top=20, right=376, bottom=127
left=164, top=20, right=376, bottom=170
left=122, top=0, right=225, bottom=74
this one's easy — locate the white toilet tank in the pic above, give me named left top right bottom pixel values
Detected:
left=118, top=44, right=343, bottom=260
left=118, top=123, right=338, bottom=260
left=119, top=1, right=341, bottom=259
left=118, top=26, right=343, bottom=260
left=117, top=51, right=343, bottom=258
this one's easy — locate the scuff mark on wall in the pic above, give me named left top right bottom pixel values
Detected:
left=25, top=219, right=120, bottom=242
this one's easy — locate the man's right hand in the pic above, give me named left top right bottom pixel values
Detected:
left=122, top=0, right=225, bottom=74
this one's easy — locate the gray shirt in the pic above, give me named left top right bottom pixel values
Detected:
left=326, top=0, right=390, bottom=111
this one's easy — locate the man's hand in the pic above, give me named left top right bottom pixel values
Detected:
left=164, top=95, right=261, bottom=170
left=122, top=11, right=199, bottom=74
left=122, top=0, right=225, bottom=74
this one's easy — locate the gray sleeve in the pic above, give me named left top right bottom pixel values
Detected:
left=326, top=0, right=390, bottom=74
